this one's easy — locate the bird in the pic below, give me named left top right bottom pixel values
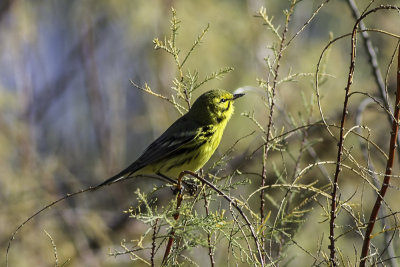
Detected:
left=95, top=89, right=244, bottom=189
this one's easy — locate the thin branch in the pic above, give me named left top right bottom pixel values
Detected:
left=44, top=230, right=59, bottom=267
left=355, top=96, right=399, bottom=267
left=360, top=24, right=400, bottom=267
left=328, top=7, right=359, bottom=266
left=150, top=219, right=159, bottom=267
left=346, top=0, right=400, bottom=164
left=315, top=29, right=400, bottom=139
left=6, top=174, right=167, bottom=267
left=162, top=172, right=184, bottom=265
left=130, top=80, right=187, bottom=115
left=181, top=170, right=268, bottom=267
left=256, top=7, right=282, bottom=41
left=6, top=186, right=95, bottom=267
left=284, top=0, right=330, bottom=48
left=203, top=190, right=216, bottom=267
left=260, top=2, right=296, bottom=261
left=312, top=5, right=400, bottom=266
left=180, top=23, right=210, bottom=69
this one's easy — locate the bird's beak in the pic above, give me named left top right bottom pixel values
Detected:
left=233, top=93, right=245, bottom=100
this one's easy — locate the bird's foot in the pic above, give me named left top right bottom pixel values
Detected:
left=171, top=185, right=183, bottom=195
left=171, top=180, right=198, bottom=196
left=183, top=180, right=198, bottom=196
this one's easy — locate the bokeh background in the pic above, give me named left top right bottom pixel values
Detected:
left=1, top=0, right=400, bottom=266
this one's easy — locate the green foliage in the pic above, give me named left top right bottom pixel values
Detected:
left=151, top=8, right=233, bottom=112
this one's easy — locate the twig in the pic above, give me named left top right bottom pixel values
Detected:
left=150, top=218, right=159, bottom=267
left=315, top=29, right=400, bottom=140
left=203, top=189, right=216, bottom=267
left=162, top=172, right=184, bottom=265
left=355, top=97, right=399, bottom=267
left=44, top=230, right=59, bottom=267
left=6, top=174, right=163, bottom=267
left=251, top=122, right=390, bottom=164
left=130, top=80, right=187, bottom=115
left=360, top=28, right=400, bottom=267
left=260, top=2, right=295, bottom=261
left=328, top=6, right=400, bottom=266
left=6, top=186, right=95, bottom=267
left=284, top=0, right=330, bottom=48
left=346, top=0, right=400, bottom=164
left=181, top=170, right=267, bottom=267
left=328, top=5, right=359, bottom=265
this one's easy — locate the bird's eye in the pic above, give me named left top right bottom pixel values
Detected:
left=220, top=98, right=226, bottom=103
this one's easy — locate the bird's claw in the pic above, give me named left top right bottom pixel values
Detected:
left=184, top=180, right=198, bottom=196
left=171, top=185, right=183, bottom=195
left=171, top=180, right=198, bottom=196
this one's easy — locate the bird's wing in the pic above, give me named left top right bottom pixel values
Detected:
left=94, top=115, right=201, bottom=188
left=132, top=116, right=201, bottom=169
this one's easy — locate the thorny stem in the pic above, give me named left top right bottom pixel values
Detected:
left=203, top=190, right=216, bottom=267
left=151, top=219, right=159, bottom=267
left=162, top=172, right=184, bottom=265
left=347, top=0, right=400, bottom=163
left=360, top=30, right=400, bottom=267
left=326, top=5, right=399, bottom=267
left=261, top=0, right=295, bottom=261
left=355, top=96, right=399, bottom=267
left=328, top=9, right=359, bottom=267
left=347, top=1, right=399, bottom=266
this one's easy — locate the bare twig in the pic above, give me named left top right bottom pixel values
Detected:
left=260, top=2, right=296, bottom=261
left=284, top=0, right=330, bottom=48
left=44, top=230, right=59, bottom=267
left=150, top=219, right=159, bottom=267
left=328, top=8, right=359, bottom=267
left=162, top=172, right=184, bottom=265
left=315, top=29, right=400, bottom=139
left=203, top=190, right=216, bottom=267
left=346, top=0, right=400, bottom=164
left=6, top=173, right=165, bottom=267
left=360, top=28, right=400, bottom=267
left=356, top=97, right=399, bottom=267
left=6, top=186, right=95, bottom=267
left=327, top=6, right=400, bottom=266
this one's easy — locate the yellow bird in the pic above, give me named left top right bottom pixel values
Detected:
left=96, top=89, right=244, bottom=188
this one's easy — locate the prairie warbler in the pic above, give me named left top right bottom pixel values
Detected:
left=96, top=89, right=244, bottom=188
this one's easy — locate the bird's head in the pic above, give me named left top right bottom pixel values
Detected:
left=188, top=89, right=244, bottom=124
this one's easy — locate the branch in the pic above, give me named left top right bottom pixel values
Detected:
left=162, top=172, right=184, bottom=265
left=346, top=0, right=400, bottom=164
left=6, top=186, right=95, bottom=267
left=360, top=23, right=400, bottom=267
left=181, top=170, right=267, bottom=267
left=260, top=2, right=296, bottom=261
left=203, top=189, right=216, bottom=267
left=327, top=5, right=400, bottom=266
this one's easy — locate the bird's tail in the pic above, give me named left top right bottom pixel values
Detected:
left=92, top=161, right=142, bottom=190
left=92, top=173, right=126, bottom=190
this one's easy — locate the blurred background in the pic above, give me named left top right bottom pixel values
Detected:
left=1, top=0, right=400, bottom=266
